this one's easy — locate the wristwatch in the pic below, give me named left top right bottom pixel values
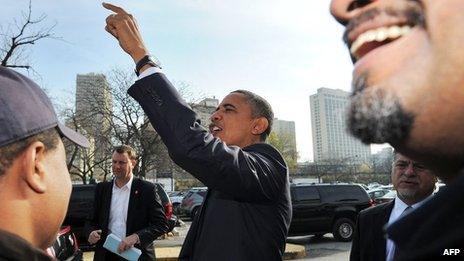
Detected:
left=135, top=55, right=162, bottom=76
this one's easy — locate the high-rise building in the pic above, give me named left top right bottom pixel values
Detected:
left=75, top=73, right=112, bottom=129
left=273, top=118, right=297, bottom=161
left=74, top=73, right=113, bottom=178
left=310, top=88, right=370, bottom=162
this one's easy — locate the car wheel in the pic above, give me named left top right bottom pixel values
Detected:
left=332, top=218, right=354, bottom=242
left=191, top=206, right=200, bottom=219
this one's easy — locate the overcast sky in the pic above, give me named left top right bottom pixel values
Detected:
left=0, top=0, right=388, bottom=161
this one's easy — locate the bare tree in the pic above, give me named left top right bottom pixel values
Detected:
left=107, top=69, right=207, bottom=179
left=106, top=68, right=172, bottom=179
left=61, top=68, right=201, bottom=183
left=267, top=131, right=298, bottom=173
left=61, top=106, right=112, bottom=184
left=0, top=0, right=58, bottom=70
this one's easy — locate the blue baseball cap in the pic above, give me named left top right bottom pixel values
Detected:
left=0, top=66, right=89, bottom=148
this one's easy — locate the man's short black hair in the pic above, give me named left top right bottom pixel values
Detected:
left=231, top=90, right=274, bottom=141
left=0, top=128, right=60, bottom=176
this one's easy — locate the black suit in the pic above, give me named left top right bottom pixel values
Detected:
left=350, top=201, right=394, bottom=261
left=85, top=178, right=168, bottom=261
left=127, top=72, right=292, bottom=260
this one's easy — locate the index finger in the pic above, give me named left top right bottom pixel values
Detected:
left=102, top=2, right=128, bottom=14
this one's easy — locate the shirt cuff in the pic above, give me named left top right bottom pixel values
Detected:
left=137, top=66, right=163, bottom=80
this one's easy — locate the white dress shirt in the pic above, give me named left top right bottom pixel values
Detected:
left=385, top=194, right=433, bottom=261
left=138, top=66, right=163, bottom=80
left=108, top=175, right=134, bottom=239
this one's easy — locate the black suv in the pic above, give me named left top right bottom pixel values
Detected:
left=289, top=183, right=372, bottom=241
left=64, top=182, right=176, bottom=250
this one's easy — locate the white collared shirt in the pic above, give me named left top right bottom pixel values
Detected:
left=138, top=66, right=163, bottom=80
left=108, top=175, right=134, bottom=239
left=385, top=194, right=433, bottom=261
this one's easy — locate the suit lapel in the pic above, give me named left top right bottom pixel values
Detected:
left=126, top=177, right=140, bottom=235
left=374, top=201, right=394, bottom=259
left=103, top=181, right=113, bottom=231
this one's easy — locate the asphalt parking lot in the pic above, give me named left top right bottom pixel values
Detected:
left=287, top=234, right=351, bottom=260
left=83, top=219, right=351, bottom=260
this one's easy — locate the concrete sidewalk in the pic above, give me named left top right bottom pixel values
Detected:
left=83, top=243, right=306, bottom=260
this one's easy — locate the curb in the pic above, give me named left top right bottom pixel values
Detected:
left=283, top=243, right=307, bottom=260
left=155, top=247, right=181, bottom=261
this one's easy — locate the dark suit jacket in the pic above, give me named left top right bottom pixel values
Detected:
left=350, top=201, right=394, bottom=261
left=388, top=174, right=464, bottom=260
left=128, top=73, right=292, bottom=260
left=84, top=178, right=169, bottom=261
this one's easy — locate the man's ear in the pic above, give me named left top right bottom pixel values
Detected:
left=131, top=158, right=137, bottom=168
left=22, top=141, right=47, bottom=194
left=251, top=117, right=269, bottom=136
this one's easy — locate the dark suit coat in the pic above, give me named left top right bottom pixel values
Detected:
left=84, top=178, right=169, bottom=261
left=350, top=201, right=394, bottom=261
left=388, top=174, right=464, bottom=261
left=127, top=73, right=292, bottom=261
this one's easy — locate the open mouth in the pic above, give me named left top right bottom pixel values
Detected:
left=346, top=4, right=425, bottom=62
left=209, top=124, right=223, bottom=135
left=350, top=25, right=412, bottom=60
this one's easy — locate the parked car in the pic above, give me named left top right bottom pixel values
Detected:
left=46, top=226, right=82, bottom=260
left=64, top=184, right=96, bottom=251
left=374, top=190, right=397, bottom=204
left=367, top=182, right=381, bottom=190
left=367, top=188, right=391, bottom=200
left=64, top=181, right=176, bottom=251
left=180, top=187, right=208, bottom=218
left=380, top=184, right=394, bottom=190
left=354, top=183, right=369, bottom=191
left=154, top=183, right=177, bottom=232
left=168, top=191, right=187, bottom=214
left=289, top=183, right=373, bottom=242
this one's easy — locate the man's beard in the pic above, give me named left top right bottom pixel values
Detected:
left=347, top=74, right=415, bottom=144
left=397, top=188, right=416, bottom=201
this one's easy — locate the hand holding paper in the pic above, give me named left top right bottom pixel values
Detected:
left=118, top=234, right=139, bottom=253
left=103, top=233, right=141, bottom=261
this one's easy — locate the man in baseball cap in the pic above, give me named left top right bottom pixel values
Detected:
left=0, top=66, right=89, bottom=260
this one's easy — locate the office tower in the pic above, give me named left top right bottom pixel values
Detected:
left=75, top=73, right=112, bottom=177
left=273, top=118, right=297, bottom=161
left=310, top=88, right=370, bottom=162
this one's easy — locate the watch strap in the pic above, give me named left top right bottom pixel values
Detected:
left=135, top=55, right=161, bottom=76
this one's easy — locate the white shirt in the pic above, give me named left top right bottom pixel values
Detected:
left=138, top=66, right=163, bottom=80
left=108, top=175, right=134, bottom=239
left=385, top=194, right=433, bottom=261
